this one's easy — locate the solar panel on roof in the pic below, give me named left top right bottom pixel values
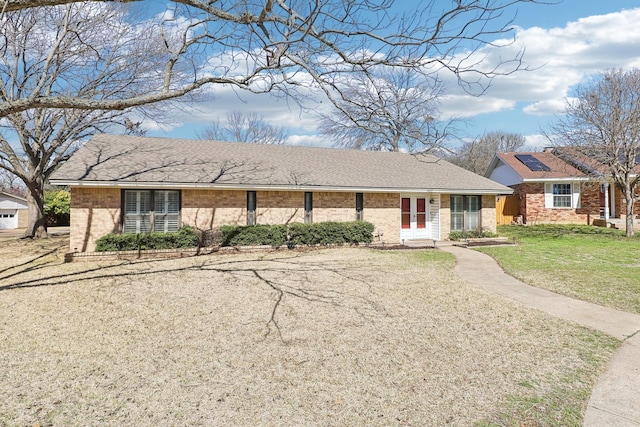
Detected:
left=515, top=154, right=551, bottom=172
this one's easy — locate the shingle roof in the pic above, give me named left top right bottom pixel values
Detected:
left=50, top=134, right=511, bottom=194
left=494, top=152, right=587, bottom=180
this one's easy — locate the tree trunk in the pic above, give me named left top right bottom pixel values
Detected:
left=24, top=185, right=48, bottom=239
left=623, top=186, right=635, bottom=237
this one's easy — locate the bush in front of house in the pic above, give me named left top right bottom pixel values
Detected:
left=449, top=228, right=498, bottom=241
left=219, top=224, right=288, bottom=247
left=95, top=225, right=200, bottom=252
left=94, top=222, right=375, bottom=252
left=288, top=221, right=374, bottom=245
left=217, top=221, right=374, bottom=247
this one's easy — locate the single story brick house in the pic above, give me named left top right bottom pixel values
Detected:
left=486, top=149, right=640, bottom=226
left=50, top=134, right=512, bottom=252
left=0, top=191, right=28, bottom=230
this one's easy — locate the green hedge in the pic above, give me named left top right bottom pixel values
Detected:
left=95, top=225, right=200, bottom=252
left=220, top=224, right=288, bottom=247
left=288, top=221, right=374, bottom=245
left=94, top=221, right=375, bottom=252
left=220, top=221, right=374, bottom=247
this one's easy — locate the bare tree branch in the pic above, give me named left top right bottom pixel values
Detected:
left=0, top=0, right=553, bottom=117
left=550, top=68, right=640, bottom=237
left=448, top=131, right=526, bottom=174
left=318, top=68, right=458, bottom=152
left=197, top=111, right=288, bottom=145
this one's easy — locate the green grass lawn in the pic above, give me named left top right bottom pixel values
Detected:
left=478, top=225, right=640, bottom=314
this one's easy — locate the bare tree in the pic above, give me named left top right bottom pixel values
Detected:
left=318, top=69, right=455, bottom=152
left=198, top=111, right=288, bottom=144
left=449, top=131, right=526, bottom=174
left=0, top=0, right=550, bottom=118
left=0, top=4, right=174, bottom=237
left=0, top=0, right=552, bottom=237
left=551, top=68, right=640, bottom=237
left=0, top=169, right=25, bottom=195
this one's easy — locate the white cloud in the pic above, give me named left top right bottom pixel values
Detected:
left=157, top=6, right=640, bottom=145
left=286, top=134, right=333, bottom=147
left=524, top=134, right=551, bottom=151
left=522, top=99, right=567, bottom=116
left=440, top=8, right=640, bottom=121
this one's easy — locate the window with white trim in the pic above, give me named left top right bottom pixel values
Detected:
left=123, top=190, right=180, bottom=233
left=552, top=183, right=572, bottom=208
left=544, top=183, right=580, bottom=209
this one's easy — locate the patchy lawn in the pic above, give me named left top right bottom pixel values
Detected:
left=0, top=236, right=617, bottom=426
left=480, top=225, right=640, bottom=314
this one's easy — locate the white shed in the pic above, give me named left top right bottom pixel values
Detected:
left=0, top=191, right=28, bottom=229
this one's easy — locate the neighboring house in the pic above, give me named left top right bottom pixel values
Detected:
left=486, top=149, right=637, bottom=225
left=49, top=134, right=512, bottom=252
left=0, top=191, right=28, bottom=230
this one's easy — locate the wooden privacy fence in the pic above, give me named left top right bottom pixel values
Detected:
left=496, top=195, right=520, bottom=225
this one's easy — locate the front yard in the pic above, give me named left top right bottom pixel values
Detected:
left=479, top=225, right=640, bottom=313
left=0, top=235, right=617, bottom=426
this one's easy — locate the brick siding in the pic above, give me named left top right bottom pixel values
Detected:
left=481, top=194, right=498, bottom=233
left=70, top=187, right=121, bottom=252
left=69, top=187, right=501, bottom=252
left=513, top=182, right=600, bottom=225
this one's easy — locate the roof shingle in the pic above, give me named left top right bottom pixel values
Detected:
left=50, top=134, right=511, bottom=194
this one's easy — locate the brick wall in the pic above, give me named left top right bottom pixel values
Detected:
left=615, top=186, right=640, bottom=218
left=513, top=182, right=600, bottom=225
left=481, top=195, right=498, bottom=233
left=70, top=187, right=504, bottom=251
left=182, top=189, right=248, bottom=229
left=359, top=193, right=399, bottom=244
left=70, top=187, right=121, bottom=252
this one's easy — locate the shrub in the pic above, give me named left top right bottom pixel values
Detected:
left=95, top=222, right=375, bottom=252
left=288, top=221, right=374, bottom=245
left=449, top=228, right=498, bottom=241
left=216, top=221, right=374, bottom=247
left=44, top=189, right=70, bottom=226
left=220, top=224, right=287, bottom=247
left=95, top=225, right=199, bottom=252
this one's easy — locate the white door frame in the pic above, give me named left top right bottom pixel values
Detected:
left=400, top=194, right=431, bottom=241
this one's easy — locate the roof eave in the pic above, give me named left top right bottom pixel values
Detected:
left=50, top=179, right=512, bottom=195
left=521, top=177, right=592, bottom=183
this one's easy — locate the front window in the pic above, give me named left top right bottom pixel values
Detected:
left=304, top=192, right=313, bottom=224
left=123, top=190, right=180, bottom=233
left=247, top=191, right=256, bottom=225
left=553, top=184, right=572, bottom=208
left=450, top=195, right=481, bottom=232
left=356, top=193, right=364, bottom=221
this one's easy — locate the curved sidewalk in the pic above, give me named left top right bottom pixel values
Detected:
left=440, top=245, right=640, bottom=427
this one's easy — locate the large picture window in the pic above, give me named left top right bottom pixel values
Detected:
left=123, top=190, right=180, bottom=233
left=450, top=195, right=480, bottom=232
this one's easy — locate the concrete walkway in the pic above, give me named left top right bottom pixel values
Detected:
left=440, top=245, right=640, bottom=427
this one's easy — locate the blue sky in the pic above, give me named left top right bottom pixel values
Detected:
left=147, top=0, right=640, bottom=151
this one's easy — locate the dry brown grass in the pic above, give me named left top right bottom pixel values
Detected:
left=0, top=236, right=617, bottom=426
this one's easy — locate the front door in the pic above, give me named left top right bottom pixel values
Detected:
left=400, top=195, right=429, bottom=240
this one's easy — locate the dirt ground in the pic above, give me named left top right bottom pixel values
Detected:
left=0, top=236, right=616, bottom=426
